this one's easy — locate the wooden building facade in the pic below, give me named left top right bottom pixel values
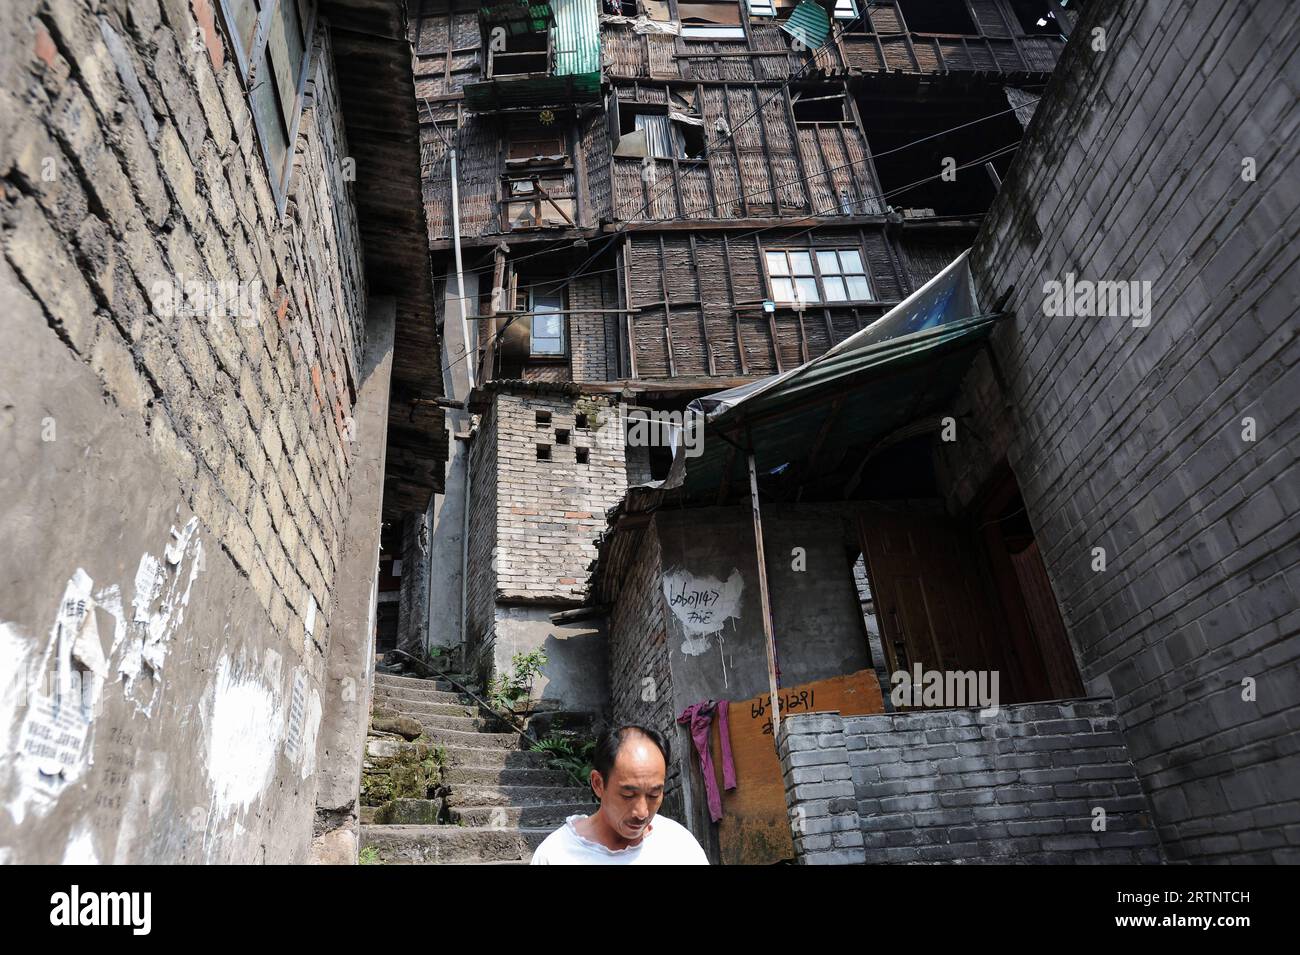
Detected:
left=411, top=0, right=1071, bottom=389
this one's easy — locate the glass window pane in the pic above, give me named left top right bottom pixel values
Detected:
left=823, top=277, right=847, bottom=302
left=771, top=277, right=794, bottom=303
left=766, top=251, right=789, bottom=276
left=834, top=0, right=857, bottom=19
left=838, top=249, right=864, bottom=273
left=817, top=250, right=841, bottom=275
left=788, top=251, right=814, bottom=275
left=795, top=277, right=820, bottom=304
left=846, top=275, right=871, bottom=300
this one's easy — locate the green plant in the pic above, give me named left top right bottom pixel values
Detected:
left=358, top=846, right=381, bottom=865
left=530, top=734, right=597, bottom=792
left=486, top=648, right=548, bottom=713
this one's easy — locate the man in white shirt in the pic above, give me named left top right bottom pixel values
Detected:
left=530, top=724, right=709, bottom=864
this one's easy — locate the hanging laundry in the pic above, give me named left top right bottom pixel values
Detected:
left=677, top=699, right=738, bottom=822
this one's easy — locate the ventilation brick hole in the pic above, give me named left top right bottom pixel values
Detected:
left=576, top=413, right=589, bottom=429
left=535, top=411, right=551, bottom=427
left=576, top=447, right=589, bottom=464
left=537, top=444, right=551, bottom=460
left=556, top=428, right=570, bottom=445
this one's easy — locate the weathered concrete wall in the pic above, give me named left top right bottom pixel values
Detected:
left=781, top=700, right=1163, bottom=864
left=492, top=606, right=608, bottom=715
left=655, top=505, right=872, bottom=709
left=954, top=0, right=1300, bottom=862
left=309, top=300, right=393, bottom=864
left=0, top=0, right=370, bottom=862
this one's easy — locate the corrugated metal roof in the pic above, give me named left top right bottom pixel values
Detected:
left=552, top=0, right=601, bottom=77
left=779, top=1, right=831, bottom=49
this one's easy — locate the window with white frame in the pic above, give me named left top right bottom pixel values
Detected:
left=834, top=0, right=857, bottom=19
left=747, top=0, right=776, bottom=15
left=216, top=0, right=316, bottom=213
left=529, top=290, right=566, bottom=356
left=765, top=248, right=873, bottom=305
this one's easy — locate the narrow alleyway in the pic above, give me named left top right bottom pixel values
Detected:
left=359, top=668, right=595, bottom=864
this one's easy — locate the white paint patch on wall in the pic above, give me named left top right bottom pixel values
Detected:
left=62, top=821, right=100, bottom=864
left=662, top=568, right=745, bottom=656
left=204, top=655, right=278, bottom=819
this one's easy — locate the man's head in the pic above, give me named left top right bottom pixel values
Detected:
left=589, top=725, right=671, bottom=842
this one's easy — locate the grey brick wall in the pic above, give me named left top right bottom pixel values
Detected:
left=606, top=518, right=685, bottom=819
left=778, top=713, right=867, bottom=865
left=951, top=0, right=1300, bottom=863
left=783, top=701, right=1163, bottom=864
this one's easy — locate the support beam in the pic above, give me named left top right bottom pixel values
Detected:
left=748, top=451, right=782, bottom=742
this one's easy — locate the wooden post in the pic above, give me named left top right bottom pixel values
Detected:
left=747, top=451, right=782, bottom=741
left=479, top=243, right=507, bottom=384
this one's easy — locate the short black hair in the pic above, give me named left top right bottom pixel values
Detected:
left=593, top=724, right=671, bottom=782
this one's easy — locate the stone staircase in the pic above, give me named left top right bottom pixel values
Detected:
left=359, top=667, right=596, bottom=864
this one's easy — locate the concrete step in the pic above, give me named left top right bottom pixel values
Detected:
left=377, top=700, right=479, bottom=720
left=442, top=764, right=571, bottom=787
left=419, top=726, right=527, bottom=751
left=442, top=745, right=553, bottom=770
left=372, top=682, right=469, bottom=706
left=374, top=673, right=461, bottom=694
left=361, top=824, right=551, bottom=864
left=372, top=711, right=496, bottom=733
left=450, top=803, right=593, bottom=828
left=372, top=798, right=442, bottom=825
left=445, top=785, right=593, bottom=808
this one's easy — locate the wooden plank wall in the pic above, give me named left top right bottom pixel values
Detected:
left=611, top=81, right=880, bottom=222
left=626, top=227, right=906, bottom=379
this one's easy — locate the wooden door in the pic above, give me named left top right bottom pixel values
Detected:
left=856, top=507, right=1007, bottom=688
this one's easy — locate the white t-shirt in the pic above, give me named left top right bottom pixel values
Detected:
left=530, top=813, right=709, bottom=865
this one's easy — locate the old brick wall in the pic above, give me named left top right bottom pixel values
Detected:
left=491, top=389, right=626, bottom=604
left=605, top=519, right=686, bottom=820
left=463, top=386, right=627, bottom=685
left=0, top=0, right=369, bottom=862
left=953, top=0, right=1299, bottom=862
left=464, top=404, right=499, bottom=680
left=568, top=271, right=619, bottom=384
left=783, top=701, right=1163, bottom=864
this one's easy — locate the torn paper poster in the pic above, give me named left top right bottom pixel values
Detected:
left=10, top=571, right=99, bottom=823
left=284, top=668, right=308, bottom=765
left=118, top=516, right=204, bottom=715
